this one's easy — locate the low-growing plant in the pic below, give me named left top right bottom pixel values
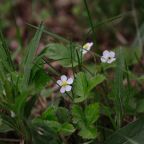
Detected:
left=0, top=1, right=144, bottom=144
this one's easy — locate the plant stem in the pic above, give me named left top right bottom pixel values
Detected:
left=83, top=0, right=97, bottom=46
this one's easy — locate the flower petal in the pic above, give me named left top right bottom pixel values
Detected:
left=65, top=85, right=72, bottom=92
left=57, top=80, right=62, bottom=86
left=103, top=50, right=109, bottom=57
left=67, top=78, right=73, bottom=84
left=82, top=49, right=88, bottom=54
left=109, top=51, right=115, bottom=58
left=101, top=56, right=107, bottom=63
left=107, top=58, right=116, bottom=64
left=83, top=43, right=88, bottom=49
left=11, top=111, right=16, bottom=118
left=89, top=42, right=93, bottom=47
left=60, top=87, right=66, bottom=93
left=82, top=42, right=93, bottom=54
left=61, top=75, right=67, bottom=81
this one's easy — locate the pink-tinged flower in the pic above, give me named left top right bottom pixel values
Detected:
left=101, top=50, right=116, bottom=64
left=82, top=42, right=93, bottom=54
left=57, top=75, right=73, bottom=93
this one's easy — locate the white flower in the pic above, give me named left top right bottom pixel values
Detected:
left=82, top=42, right=93, bottom=54
left=57, top=75, right=73, bottom=93
left=101, top=50, right=116, bottom=64
left=11, top=111, right=16, bottom=118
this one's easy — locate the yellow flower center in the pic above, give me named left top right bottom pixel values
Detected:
left=61, top=81, right=68, bottom=87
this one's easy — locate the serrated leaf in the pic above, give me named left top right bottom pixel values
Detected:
left=72, top=104, right=99, bottom=140
left=56, top=107, right=70, bottom=123
left=73, top=72, right=105, bottom=103
left=85, top=103, right=99, bottom=125
left=79, top=126, right=98, bottom=139
left=42, top=106, right=57, bottom=121
left=59, top=123, right=75, bottom=135
left=72, top=105, right=86, bottom=128
left=73, top=72, right=89, bottom=103
left=88, top=75, right=105, bottom=92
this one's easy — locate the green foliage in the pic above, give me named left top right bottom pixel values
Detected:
left=40, top=106, right=75, bottom=136
left=0, top=30, right=14, bottom=72
left=0, top=24, right=53, bottom=143
left=22, top=23, right=44, bottom=90
left=72, top=103, right=99, bottom=139
left=73, top=72, right=105, bottom=102
left=44, top=43, right=81, bottom=67
left=104, top=117, right=144, bottom=144
left=31, top=119, right=60, bottom=144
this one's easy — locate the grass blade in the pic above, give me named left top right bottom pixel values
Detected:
left=0, top=30, right=14, bottom=72
left=22, top=23, right=44, bottom=90
left=27, top=23, right=69, bottom=43
left=113, top=48, right=124, bottom=128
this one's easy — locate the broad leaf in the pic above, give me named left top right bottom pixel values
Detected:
left=79, top=126, right=98, bottom=139
left=72, top=104, right=99, bottom=139
left=59, top=123, right=75, bottom=135
left=104, top=117, right=144, bottom=144
left=44, top=43, right=81, bottom=67
left=85, top=103, right=99, bottom=125
left=88, top=75, right=105, bottom=92
left=73, top=72, right=105, bottom=103
left=73, top=72, right=88, bottom=102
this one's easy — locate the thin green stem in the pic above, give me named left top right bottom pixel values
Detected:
left=83, top=0, right=97, bottom=45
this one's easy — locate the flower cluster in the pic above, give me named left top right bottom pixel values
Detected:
left=57, top=42, right=116, bottom=93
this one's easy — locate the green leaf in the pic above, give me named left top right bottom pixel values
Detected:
left=22, top=23, right=44, bottom=90
left=85, top=103, right=99, bottom=125
left=88, top=75, right=105, bottom=92
left=72, top=104, right=99, bottom=139
left=31, top=119, right=60, bottom=144
left=59, top=123, right=75, bottom=135
left=0, top=121, right=13, bottom=133
left=32, top=68, right=50, bottom=91
left=24, top=95, right=37, bottom=118
left=43, top=120, right=61, bottom=132
left=112, top=48, right=125, bottom=128
left=79, top=126, right=98, bottom=139
left=42, top=106, right=57, bottom=121
left=72, top=105, right=86, bottom=128
left=0, top=30, right=14, bottom=72
left=73, top=72, right=88, bottom=103
left=44, top=43, right=81, bottom=67
left=136, top=99, right=144, bottom=113
left=27, top=23, right=69, bottom=42
left=73, top=72, right=105, bottom=103
left=104, top=117, right=144, bottom=144
left=56, top=107, right=70, bottom=123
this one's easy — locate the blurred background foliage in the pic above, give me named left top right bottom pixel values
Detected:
left=0, top=0, right=144, bottom=45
